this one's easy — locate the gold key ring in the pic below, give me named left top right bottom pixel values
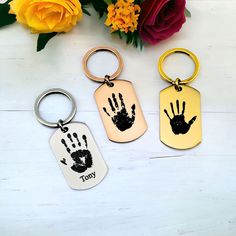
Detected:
left=83, top=46, right=124, bottom=82
left=158, top=48, right=200, bottom=85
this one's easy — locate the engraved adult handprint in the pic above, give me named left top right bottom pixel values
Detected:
left=164, top=100, right=197, bottom=135
left=61, top=133, right=93, bottom=173
left=103, top=93, right=136, bottom=131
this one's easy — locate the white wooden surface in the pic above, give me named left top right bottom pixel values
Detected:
left=1, top=1, right=236, bottom=235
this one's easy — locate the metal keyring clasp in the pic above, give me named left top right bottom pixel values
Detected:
left=82, top=46, right=124, bottom=82
left=158, top=48, right=200, bottom=85
left=34, top=88, right=77, bottom=128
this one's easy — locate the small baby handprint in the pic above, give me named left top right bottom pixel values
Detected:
left=103, top=93, right=136, bottom=132
left=164, top=100, right=197, bottom=135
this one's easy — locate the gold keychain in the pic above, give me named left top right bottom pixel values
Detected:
left=83, top=46, right=147, bottom=143
left=158, top=48, right=202, bottom=149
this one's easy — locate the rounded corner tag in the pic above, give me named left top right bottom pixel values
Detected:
left=160, top=85, right=202, bottom=149
left=50, top=122, right=108, bottom=190
left=94, top=80, right=147, bottom=142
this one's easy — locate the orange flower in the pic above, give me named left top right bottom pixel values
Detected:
left=105, top=0, right=141, bottom=33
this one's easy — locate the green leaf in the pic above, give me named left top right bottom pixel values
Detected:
left=0, top=0, right=16, bottom=28
left=118, top=31, right=122, bottom=39
left=185, top=8, right=191, bottom=18
left=112, top=30, right=144, bottom=50
left=104, top=0, right=112, bottom=5
left=134, top=0, right=144, bottom=4
left=137, top=36, right=144, bottom=50
left=37, top=32, right=57, bottom=52
left=82, top=6, right=91, bottom=16
left=80, top=0, right=91, bottom=5
left=90, top=0, right=108, bottom=17
left=113, top=31, right=123, bottom=39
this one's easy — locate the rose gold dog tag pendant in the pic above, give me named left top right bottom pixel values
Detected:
left=158, top=48, right=202, bottom=150
left=83, top=46, right=147, bottom=143
left=34, top=89, right=108, bottom=190
left=94, top=79, right=147, bottom=142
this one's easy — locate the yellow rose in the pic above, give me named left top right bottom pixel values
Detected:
left=9, top=0, right=83, bottom=33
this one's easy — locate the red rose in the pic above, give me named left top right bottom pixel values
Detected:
left=138, top=0, right=186, bottom=45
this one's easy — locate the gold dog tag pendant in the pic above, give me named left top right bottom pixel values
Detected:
left=95, top=80, right=147, bottom=142
left=160, top=85, right=202, bottom=149
left=158, top=48, right=202, bottom=150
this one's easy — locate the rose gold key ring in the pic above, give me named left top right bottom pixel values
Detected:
left=82, top=46, right=124, bottom=82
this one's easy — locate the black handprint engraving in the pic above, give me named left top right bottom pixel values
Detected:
left=60, top=158, right=67, bottom=165
left=61, top=133, right=93, bottom=173
left=164, top=100, right=197, bottom=135
left=103, top=93, right=136, bottom=131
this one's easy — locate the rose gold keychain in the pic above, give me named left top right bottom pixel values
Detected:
left=83, top=46, right=147, bottom=143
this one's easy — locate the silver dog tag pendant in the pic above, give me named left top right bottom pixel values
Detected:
left=50, top=122, right=108, bottom=190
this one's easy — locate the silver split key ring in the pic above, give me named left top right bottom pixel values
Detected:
left=34, top=88, right=108, bottom=190
left=34, top=88, right=76, bottom=129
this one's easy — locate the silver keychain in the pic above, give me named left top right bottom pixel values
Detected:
left=34, top=88, right=108, bottom=190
